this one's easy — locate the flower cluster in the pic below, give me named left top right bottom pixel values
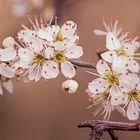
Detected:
left=87, top=21, right=140, bottom=120
left=0, top=18, right=83, bottom=93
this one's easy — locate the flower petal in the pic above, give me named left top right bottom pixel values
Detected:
left=28, top=65, right=41, bottom=82
left=28, top=38, right=43, bottom=54
left=88, top=78, right=109, bottom=94
left=64, top=45, right=83, bottom=59
left=41, top=60, right=59, bottom=79
left=61, top=21, right=77, bottom=38
left=61, top=61, right=76, bottom=78
left=127, top=100, right=139, bottom=121
left=2, top=80, right=13, bottom=93
left=110, top=85, right=123, bottom=96
left=18, top=48, right=34, bottom=68
left=0, top=63, right=15, bottom=78
left=18, top=29, right=36, bottom=43
left=127, top=59, right=139, bottom=73
left=106, top=32, right=121, bottom=51
left=0, top=47, right=17, bottom=61
left=119, top=73, right=139, bottom=92
left=111, top=93, right=128, bottom=106
left=101, top=51, right=116, bottom=63
left=44, top=47, right=54, bottom=59
left=96, top=60, right=110, bottom=75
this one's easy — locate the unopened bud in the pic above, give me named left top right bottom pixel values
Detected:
left=2, top=37, right=15, bottom=48
left=62, top=79, right=79, bottom=94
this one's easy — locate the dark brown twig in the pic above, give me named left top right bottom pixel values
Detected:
left=70, top=59, right=96, bottom=69
left=78, top=120, right=140, bottom=140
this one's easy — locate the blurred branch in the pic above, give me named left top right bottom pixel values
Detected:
left=70, top=59, right=96, bottom=69
left=78, top=120, right=140, bottom=140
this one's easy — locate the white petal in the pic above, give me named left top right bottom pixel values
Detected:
left=96, top=60, right=110, bottom=75
left=0, top=47, right=16, bottom=61
left=64, top=45, right=83, bottom=59
left=110, top=85, right=123, bottom=96
left=61, top=21, right=77, bottom=38
left=18, top=48, right=34, bottom=68
left=0, top=63, right=15, bottom=78
left=111, top=93, right=128, bottom=106
left=127, top=101, right=139, bottom=121
left=44, top=47, right=54, bottom=59
left=53, top=41, right=67, bottom=51
left=127, top=59, right=139, bottom=73
left=41, top=60, right=59, bottom=79
left=28, top=38, right=43, bottom=54
left=2, top=80, right=13, bottom=93
left=119, top=73, right=139, bottom=92
left=18, top=29, right=36, bottom=43
left=37, top=28, right=53, bottom=41
left=112, top=54, right=127, bottom=74
left=61, top=61, right=76, bottom=78
left=106, top=32, right=121, bottom=51
left=88, top=78, right=109, bottom=94
left=101, top=51, right=116, bottom=63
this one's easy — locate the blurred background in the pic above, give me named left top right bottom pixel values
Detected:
left=0, top=0, right=140, bottom=140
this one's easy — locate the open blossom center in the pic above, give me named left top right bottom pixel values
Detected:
left=54, top=52, right=66, bottom=63
left=104, top=72, right=119, bottom=86
left=116, top=48, right=126, bottom=56
left=54, top=32, right=64, bottom=42
left=32, top=54, right=45, bottom=64
left=128, top=90, right=140, bottom=100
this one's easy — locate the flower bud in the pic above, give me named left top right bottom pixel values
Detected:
left=2, top=37, right=15, bottom=48
left=62, top=79, right=78, bottom=94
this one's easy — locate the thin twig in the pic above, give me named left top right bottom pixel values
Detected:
left=78, top=120, right=140, bottom=140
left=70, top=59, right=96, bottom=69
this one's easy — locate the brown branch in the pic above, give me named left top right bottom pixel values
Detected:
left=78, top=120, right=140, bottom=140
left=70, top=59, right=96, bottom=69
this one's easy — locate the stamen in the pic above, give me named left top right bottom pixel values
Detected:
left=86, top=71, right=101, bottom=77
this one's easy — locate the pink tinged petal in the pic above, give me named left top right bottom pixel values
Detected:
left=28, top=65, right=41, bottom=82
left=110, top=85, right=123, bottom=96
left=127, top=100, right=139, bottom=121
left=28, top=38, right=43, bottom=54
left=61, top=21, right=77, bottom=38
left=64, top=45, right=83, bottom=59
left=0, top=47, right=17, bottom=61
left=96, top=60, right=110, bottom=75
left=106, top=32, right=121, bottom=51
left=41, top=61, right=59, bottom=79
left=44, top=47, right=54, bottom=59
left=127, top=59, right=139, bottom=73
left=0, top=83, right=3, bottom=95
left=112, top=54, right=127, bottom=74
left=0, top=63, right=15, bottom=78
left=101, top=51, right=116, bottom=63
left=88, top=78, right=109, bottom=94
left=111, top=93, right=128, bottom=106
left=61, top=61, right=76, bottom=78
left=3, top=80, right=13, bottom=93
left=119, top=73, right=139, bottom=92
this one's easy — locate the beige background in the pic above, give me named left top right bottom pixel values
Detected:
left=0, top=0, right=140, bottom=139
